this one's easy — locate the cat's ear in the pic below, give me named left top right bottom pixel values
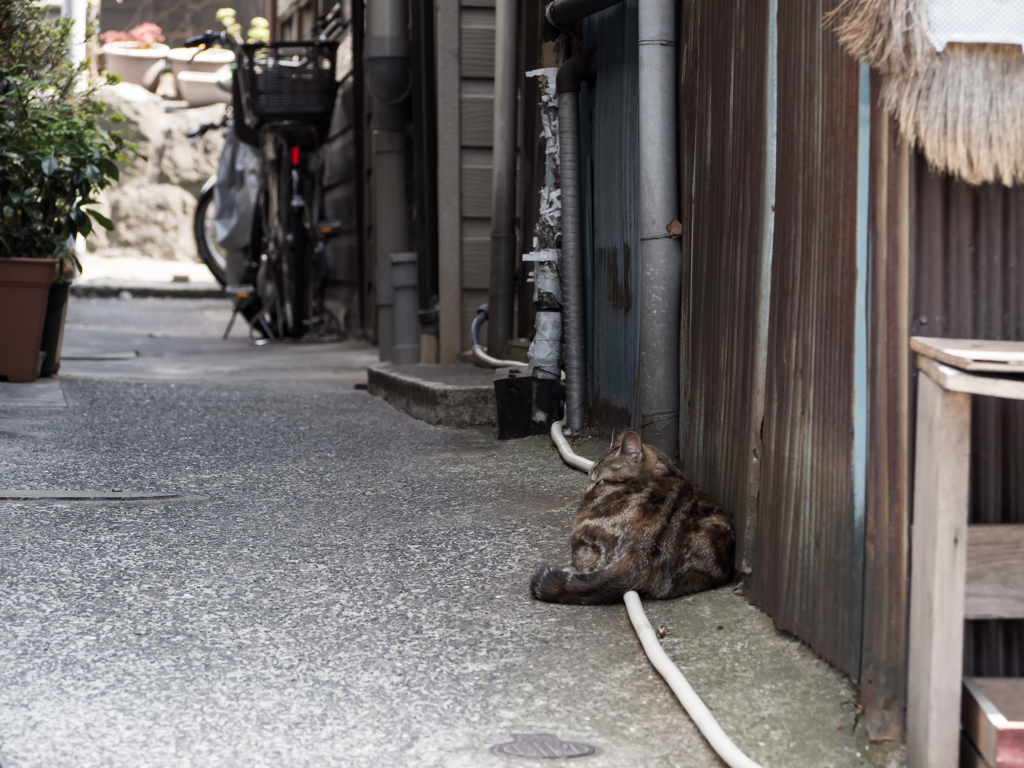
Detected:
left=610, top=424, right=630, bottom=449
left=621, top=431, right=643, bottom=459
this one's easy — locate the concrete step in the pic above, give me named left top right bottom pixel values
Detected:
left=368, top=362, right=497, bottom=427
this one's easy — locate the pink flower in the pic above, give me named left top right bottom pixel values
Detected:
left=99, top=23, right=165, bottom=47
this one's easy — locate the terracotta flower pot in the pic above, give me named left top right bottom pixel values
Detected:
left=0, top=258, right=57, bottom=383
left=101, top=42, right=170, bottom=93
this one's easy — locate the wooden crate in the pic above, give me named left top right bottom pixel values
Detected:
left=962, top=678, right=1024, bottom=767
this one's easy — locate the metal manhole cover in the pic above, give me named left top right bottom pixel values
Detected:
left=491, top=733, right=598, bottom=759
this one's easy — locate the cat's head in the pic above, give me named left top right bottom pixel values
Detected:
left=590, top=426, right=680, bottom=483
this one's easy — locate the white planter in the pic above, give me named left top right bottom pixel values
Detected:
left=176, top=68, right=233, bottom=108
left=168, top=48, right=235, bottom=98
left=101, top=42, right=170, bottom=93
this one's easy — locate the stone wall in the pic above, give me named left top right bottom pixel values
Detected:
left=89, top=82, right=225, bottom=262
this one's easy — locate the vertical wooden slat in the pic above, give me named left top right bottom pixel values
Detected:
left=906, top=370, right=972, bottom=768
left=860, top=70, right=910, bottom=740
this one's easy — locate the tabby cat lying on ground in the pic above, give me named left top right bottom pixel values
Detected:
left=530, top=426, right=735, bottom=605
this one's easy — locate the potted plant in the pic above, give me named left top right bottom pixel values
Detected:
left=0, top=0, right=132, bottom=382
left=99, top=23, right=169, bottom=93
left=169, top=9, right=270, bottom=106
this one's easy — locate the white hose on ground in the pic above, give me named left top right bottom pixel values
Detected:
left=469, top=309, right=524, bottom=368
left=549, top=419, right=594, bottom=472
left=547, top=423, right=764, bottom=768
left=624, top=592, right=764, bottom=768
left=471, top=344, right=525, bottom=369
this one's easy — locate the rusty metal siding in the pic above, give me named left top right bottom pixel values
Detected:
left=748, top=0, right=861, bottom=676
left=677, top=0, right=767, bottom=570
left=580, top=0, right=640, bottom=428
left=907, top=153, right=1024, bottom=677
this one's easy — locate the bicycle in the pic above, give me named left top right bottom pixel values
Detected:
left=189, top=112, right=231, bottom=287
left=184, top=27, right=342, bottom=342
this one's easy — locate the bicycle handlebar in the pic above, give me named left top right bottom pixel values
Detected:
left=184, top=30, right=233, bottom=49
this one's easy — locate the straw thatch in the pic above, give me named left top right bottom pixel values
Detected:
left=828, top=0, right=1024, bottom=185
left=827, top=0, right=932, bottom=75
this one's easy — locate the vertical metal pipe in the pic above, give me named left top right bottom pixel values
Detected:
left=637, top=0, right=679, bottom=457
left=557, top=61, right=589, bottom=434
left=411, top=0, right=439, bottom=317
left=62, top=0, right=87, bottom=65
left=487, top=0, right=519, bottom=358
left=365, top=0, right=411, bottom=361
left=849, top=60, right=872, bottom=684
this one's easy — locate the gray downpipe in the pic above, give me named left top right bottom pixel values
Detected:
left=556, top=57, right=593, bottom=434
left=545, top=0, right=623, bottom=27
left=365, top=0, right=411, bottom=362
left=637, top=0, right=679, bottom=457
left=391, top=252, right=421, bottom=364
left=487, top=0, right=519, bottom=359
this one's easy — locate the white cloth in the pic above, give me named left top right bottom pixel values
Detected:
left=926, top=0, right=1024, bottom=52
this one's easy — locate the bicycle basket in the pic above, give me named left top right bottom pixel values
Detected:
left=237, top=41, right=340, bottom=130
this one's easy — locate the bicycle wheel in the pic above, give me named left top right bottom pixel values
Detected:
left=280, top=203, right=309, bottom=338
left=193, top=184, right=228, bottom=286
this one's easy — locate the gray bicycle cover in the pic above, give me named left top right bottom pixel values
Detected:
left=213, top=127, right=259, bottom=250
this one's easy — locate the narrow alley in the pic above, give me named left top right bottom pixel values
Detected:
left=0, top=297, right=878, bottom=767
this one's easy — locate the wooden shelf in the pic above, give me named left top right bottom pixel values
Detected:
left=911, top=337, right=1024, bottom=373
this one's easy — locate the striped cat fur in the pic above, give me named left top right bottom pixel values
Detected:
left=531, top=426, right=735, bottom=605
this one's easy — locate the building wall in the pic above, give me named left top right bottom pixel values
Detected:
left=458, top=0, right=495, bottom=352
left=276, top=0, right=363, bottom=334
left=435, top=0, right=497, bottom=360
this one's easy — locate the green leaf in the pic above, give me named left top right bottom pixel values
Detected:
left=84, top=164, right=101, bottom=184
left=85, top=208, right=113, bottom=230
left=74, top=209, right=92, bottom=236
left=97, top=157, right=119, bottom=182
left=41, top=155, right=58, bottom=176
left=3, top=205, right=14, bottom=217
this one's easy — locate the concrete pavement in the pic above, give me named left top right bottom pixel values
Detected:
left=0, top=297, right=904, bottom=767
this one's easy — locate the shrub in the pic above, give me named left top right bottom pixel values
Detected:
left=0, top=0, right=135, bottom=269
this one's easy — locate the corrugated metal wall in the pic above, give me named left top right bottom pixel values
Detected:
left=908, top=153, right=1024, bottom=678
left=748, top=0, right=861, bottom=677
left=677, top=0, right=767, bottom=571
left=580, top=0, right=640, bottom=428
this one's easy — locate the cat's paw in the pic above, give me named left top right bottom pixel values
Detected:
left=530, top=565, right=568, bottom=602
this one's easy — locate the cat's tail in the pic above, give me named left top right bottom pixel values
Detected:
left=529, top=564, right=638, bottom=605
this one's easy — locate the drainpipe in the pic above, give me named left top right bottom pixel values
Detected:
left=637, top=0, right=679, bottom=457
left=556, top=57, right=593, bottom=434
left=545, top=0, right=623, bottom=27
left=365, top=0, right=411, bottom=361
left=487, top=0, right=519, bottom=359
